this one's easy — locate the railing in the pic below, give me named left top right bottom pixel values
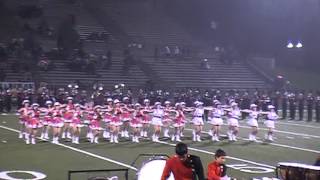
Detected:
left=0, top=82, right=35, bottom=90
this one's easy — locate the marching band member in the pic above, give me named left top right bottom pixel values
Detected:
left=151, top=102, right=164, bottom=142
left=102, top=98, right=113, bottom=139
left=208, top=101, right=224, bottom=141
left=141, top=99, right=152, bottom=138
left=171, top=103, right=185, bottom=142
left=40, top=100, right=53, bottom=140
left=265, top=105, right=278, bottom=141
left=120, top=97, right=131, bottom=138
left=62, top=97, right=74, bottom=139
left=18, top=100, right=30, bottom=139
left=192, top=101, right=204, bottom=142
left=110, top=99, right=123, bottom=143
left=130, top=103, right=143, bottom=143
left=227, top=102, right=241, bottom=141
left=162, top=101, right=172, bottom=138
left=71, top=104, right=83, bottom=144
left=26, top=103, right=42, bottom=144
left=89, top=106, right=103, bottom=144
left=51, top=102, right=64, bottom=144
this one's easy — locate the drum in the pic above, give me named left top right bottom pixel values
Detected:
left=137, top=158, right=174, bottom=180
left=276, top=162, right=320, bottom=180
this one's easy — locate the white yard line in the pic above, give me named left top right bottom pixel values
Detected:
left=0, top=125, right=138, bottom=171
left=227, top=124, right=320, bottom=139
left=276, top=121, right=320, bottom=129
left=183, top=128, right=320, bottom=154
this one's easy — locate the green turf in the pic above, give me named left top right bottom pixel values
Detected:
left=0, top=114, right=319, bottom=180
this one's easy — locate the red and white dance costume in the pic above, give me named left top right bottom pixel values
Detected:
left=89, top=107, right=103, bottom=144
left=130, top=104, right=143, bottom=143
left=227, top=102, right=241, bottom=141
left=151, top=102, right=164, bottom=142
left=62, top=98, right=74, bottom=139
left=265, top=105, right=278, bottom=141
left=179, top=102, right=187, bottom=137
left=102, top=99, right=113, bottom=139
left=26, top=104, right=42, bottom=144
left=246, top=104, right=259, bottom=142
left=84, top=105, right=95, bottom=140
left=171, top=103, right=185, bottom=142
left=162, top=101, right=172, bottom=138
left=208, top=102, right=224, bottom=141
left=141, top=99, right=152, bottom=138
left=40, top=101, right=53, bottom=140
left=18, top=100, right=31, bottom=139
left=51, top=103, right=64, bottom=144
left=71, top=104, right=83, bottom=144
left=121, top=98, right=132, bottom=138
left=192, top=101, right=204, bottom=142
left=110, top=100, right=123, bottom=143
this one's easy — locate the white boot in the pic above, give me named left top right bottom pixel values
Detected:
left=94, top=137, right=99, bottom=144
left=143, top=131, right=148, bottom=137
left=90, top=136, right=94, bottom=143
left=180, top=132, right=184, bottom=137
left=163, top=129, right=168, bottom=137
left=228, top=131, right=233, bottom=141
left=132, top=136, right=136, bottom=142
left=215, top=135, right=220, bottom=142
left=268, top=135, right=273, bottom=141
left=192, top=134, right=197, bottom=142
left=121, top=131, right=125, bottom=137
left=62, top=132, right=66, bottom=139
left=208, top=129, right=213, bottom=136
left=44, top=132, right=49, bottom=139
left=110, top=135, right=114, bottom=143
left=67, top=132, right=72, bottom=139
left=211, top=135, right=217, bottom=141
left=152, top=134, right=156, bottom=142
left=232, top=134, right=237, bottom=141
left=176, top=135, right=181, bottom=142
left=249, top=134, right=253, bottom=141
left=136, top=136, right=139, bottom=143
left=196, top=135, right=202, bottom=142
left=26, top=138, right=30, bottom=144
left=114, top=136, right=119, bottom=143
left=40, top=133, right=44, bottom=139
left=140, top=131, right=144, bottom=137
left=31, top=138, right=36, bottom=144
left=103, top=131, right=108, bottom=138
left=171, top=135, right=175, bottom=142
left=192, top=130, right=196, bottom=138
left=125, top=130, right=129, bottom=138
left=19, top=132, right=23, bottom=139
left=75, top=137, right=79, bottom=144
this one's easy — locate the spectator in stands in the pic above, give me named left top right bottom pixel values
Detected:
left=201, top=59, right=211, bottom=70
left=38, top=54, right=50, bottom=71
left=174, top=46, right=180, bottom=57
left=165, top=46, right=171, bottom=57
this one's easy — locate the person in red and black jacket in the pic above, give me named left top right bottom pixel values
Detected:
left=161, top=142, right=204, bottom=180
left=207, top=149, right=227, bottom=180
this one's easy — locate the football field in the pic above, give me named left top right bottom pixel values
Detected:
left=0, top=114, right=319, bottom=180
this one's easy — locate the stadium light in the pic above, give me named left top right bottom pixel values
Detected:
left=296, top=41, right=303, bottom=48
left=286, top=42, right=294, bottom=49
